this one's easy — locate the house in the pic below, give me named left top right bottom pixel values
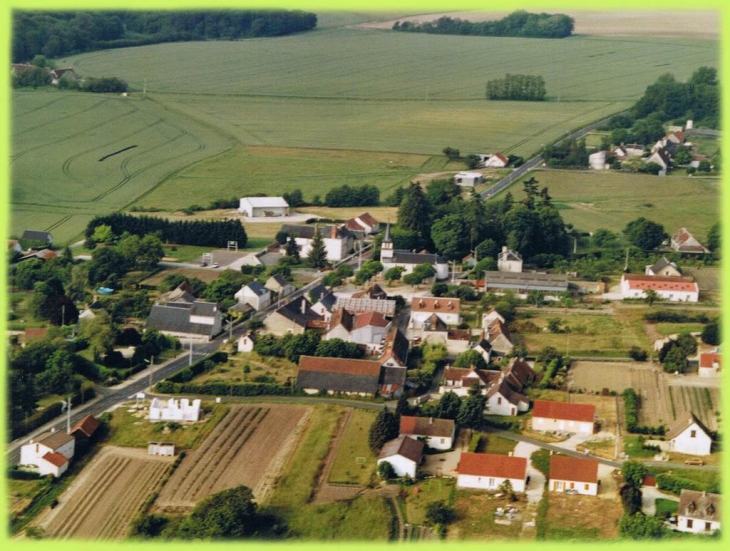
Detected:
left=380, top=223, right=449, bottom=280
left=439, top=365, right=498, bottom=397
left=50, top=67, right=79, bottom=85
left=335, top=296, right=396, bottom=318
left=163, top=282, right=196, bottom=304
left=665, top=412, right=712, bottom=456
left=647, top=147, right=671, bottom=170
left=645, top=257, right=682, bottom=277
left=70, top=415, right=100, bottom=441
left=399, top=416, right=456, bottom=451
left=456, top=452, right=527, bottom=493
left=481, top=308, right=505, bottom=330
left=472, top=336, right=492, bottom=364
left=420, top=319, right=471, bottom=356
left=410, top=297, right=461, bottom=329
left=147, top=300, right=222, bottom=341
left=281, top=224, right=355, bottom=261
left=240, top=247, right=284, bottom=267
left=484, top=271, right=570, bottom=294
left=148, top=442, right=175, bottom=456
left=234, top=281, right=272, bottom=312
left=588, top=150, right=607, bottom=170
left=351, top=283, right=388, bottom=301
left=671, top=228, right=711, bottom=255
left=486, top=319, right=514, bottom=357
left=149, top=397, right=201, bottom=422
left=265, top=274, right=297, bottom=298
left=378, top=327, right=410, bottom=369
left=296, top=355, right=382, bottom=396
left=549, top=455, right=599, bottom=496
left=502, top=358, right=536, bottom=390
left=531, top=400, right=596, bottom=434
left=237, top=331, right=257, bottom=353
left=482, top=152, right=509, bottom=168
left=498, top=247, right=523, bottom=273
left=238, top=197, right=289, bottom=217
left=676, top=490, right=720, bottom=534
left=9, top=239, right=22, bottom=253
left=620, top=274, right=699, bottom=303
left=612, top=144, right=644, bottom=158
left=309, top=285, right=338, bottom=320
left=349, top=311, right=392, bottom=352
left=345, top=212, right=380, bottom=235
left=698, top=352, right=720, bottom=377
left=19, top=429, right=76, bottom=477
left=454, top=172, right=483, bottom=187
left=21, top=230, right=53, bottom=246
left=487, top=377, right=529, bottom=416
left=265, top=296, right=322, bottom=336
left=377, top=436, right=425, bottom=479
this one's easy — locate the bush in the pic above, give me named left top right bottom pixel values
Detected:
left=629, top=346, right=648, bottom=361
left=622, top=389, right=664, bottom=435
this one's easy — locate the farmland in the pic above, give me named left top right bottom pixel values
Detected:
left=32, top=447, right=173, bottom=540
left=156, top=404, right=310, bottom=508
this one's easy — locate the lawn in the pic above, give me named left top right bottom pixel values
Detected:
left=655, top=498, right=679, bottom=518
left=655, top=323, right=706, bottom=336
left=105, top=401, right=228, bottom=449
left=500, top=169, right=720, bottom=239
left=541, top=492, right=622, bottom=540
left=404, top=477, right=455, bottom=525
left=481, top=434, right=517, bottom=455
left=192, top=353, right=297, bottom=385
left=623, top=435, right=658, bottom=458
left=8, top=479, right=47, bottom=518
left=328, top=409, right=378, bottom=485
left=448, top=490, right=525, bottom=540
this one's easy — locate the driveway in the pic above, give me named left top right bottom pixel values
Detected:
left=512, top=441, right=544, bottom=504
left=642, top=485, right=679, bottom=516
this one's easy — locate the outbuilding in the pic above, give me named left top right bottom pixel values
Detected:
left=238, top=197, right=289, bottom=217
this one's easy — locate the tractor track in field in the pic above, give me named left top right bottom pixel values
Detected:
left=13, top=98, right=111, bottom=137
left=12, top=94, right=70, bottom=119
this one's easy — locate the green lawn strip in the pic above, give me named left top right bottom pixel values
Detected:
left=655, top=323, right=706, bottom=336
left=405, top=477, right=455, bottom=525
left=654, top=498, right=679, bottom=518
left=482, top=434, right=518, bottom=455
left=623, top=435, right=656, bottom=458
left=327, top=409, right=378, bottom=485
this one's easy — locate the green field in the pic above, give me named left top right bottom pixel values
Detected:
left=328, top=409, right=378, bottom=485
left=504, top=170, right=719, bottom=239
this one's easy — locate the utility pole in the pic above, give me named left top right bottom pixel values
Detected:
left=143, top=78, right=147, bottom=95
left=189, top=340, right=193, bottom=365
left=61, top=305, right=65, bottom=326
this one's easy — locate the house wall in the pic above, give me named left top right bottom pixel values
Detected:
left=251, top=206, right=288, bottom=217
left=438, top=383, right=472, bottom=397
left=498, top=259, right=523, bottom=273
left=149, top=398, right=201, bottom=422
left=237, top=336, right=255, bottom=352
left=265, top=312, right=306, bottom=336
left=620, top=281, right=698, bottom=303
left=677, top=516, right=720, bottom=534
left=401, top=433, right=454, bottom=451
left=410, top=311, right=461, bottom=329
left=378, top=455, right=417, bottom=478
left=669, top=425, right=712, bottom=456
left=488, top=393, right=519, bottom=416
left=38, top=457, right=68, bottom=477
left=550, top=478, right=598, bottom=496
left=351, top=325, right=390, bottom=348
left=532, top=416, right=594, bottom=435
left=484, top=156, right=507, bottom=168
left=457, top=474, right=525, bottom=493
left=311, top=302, right=333, bottom=321
left=698, top=365, right=720, bottom=377
left=326, top=325, right=351, bottom=342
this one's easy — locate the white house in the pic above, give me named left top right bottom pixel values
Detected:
left=549, top=455, right=599, bottom=496
left=482, top=152, right=509, bottom=168
left=676, top=490, right=720, bottom=534
left=647, top=147, right=671, bottom=170
left=238, top=197, right=289, bottom=217
left=620, top=274, right=699, bottom=303
left=497, top=247, right=523, bottom=273
left=281, top=224, right=355, bottom=261
left=588, top=150, right=607, bottom=170
left=149, top=397, right=202, bottom=422
left=399, top=416, right=456, bottom=451
left=410, top=297, right=461, bottom=329
left=481, top=308, right=505, bottom=331
left=19, top=429, right=76, bottom=477
left=377, top=436, right=425, bottom=479
left=698, top=352, right=720, bottom=377
left=454, top=172, right=483, bottom=187
left=671, top=228, right=711, bottom=255
left=487, top=378, right=529, bottom=416
left=666, top=412, right=712, bottom=456
left=439, top=366, right=497, bottom=397
left=265, top=274, right=297, bottom=299
left=234, top=281, right=272, bottom=312
left=456, top=452, right=527, bottom=493
left=237, top=331, right=257, bottom=353
left=645, top=257, right=682, bottom=277
left=531, top=400, right=595, bottom=435
left=345, top=212, right=380, bottom=235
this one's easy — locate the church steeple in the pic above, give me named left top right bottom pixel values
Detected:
left=381, top=220, right=394, bottom=259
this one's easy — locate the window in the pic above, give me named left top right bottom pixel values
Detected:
left=690, top=430, right=697, bottom=438
left=584, top=484, right=589, bottom=491
left=497, top=397, right=502, bottom=405
left=440, top=438, right=445, bottom=444
left=569, top=482, right=575, bottom=489
left=489, top=478, right=495, bottom=487
left=687, top=519, right=694, bottom=529
left=705, top=522, right=712, bottom=532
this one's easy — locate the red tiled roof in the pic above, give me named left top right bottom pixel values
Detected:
left=345, top=219, right=365, bottom=232
left=457, top=452, right=527, bottom=480
left=24, top=327, right=48, bottom=341
left=357, top=212, right=378, bottom=227
left=411, top=297, right=460, bottom=313
left=42, top=451, right=69, bottom=468
left=699, top=353, right=720, bottom=369
left=549, top=455, right=598, bottom=484
left=298, top=355, right=381, bottom=377
left=492, top=152, right=508, bottom=164
left=533, top=400, right=596, bottom=423
left=71, top=415, right=100, bottom=438
left=353, top=311, right=389, bottom=330
left=400, top=416, right=455, bottom=438
left=623, top=274, right=698, bottom=293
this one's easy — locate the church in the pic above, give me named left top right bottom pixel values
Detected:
left=380, top=223, right=449, bottom=280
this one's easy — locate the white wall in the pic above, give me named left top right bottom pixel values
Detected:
left=378, top=455, right=417, bottom=478
left=488, top=393, right=519, bottom=416
left=677, top=516, right=720, bottom=534
left=457, top=474, right=525, bottom=493
left=669, top=425, right=712, bottom=456
left=149, top=398, right=201, bottom=422
left=532, top=416, right=594, bottom=435
left=410, top=311, right=461, bottom=329
left=550, top=479, right=598, bottom=496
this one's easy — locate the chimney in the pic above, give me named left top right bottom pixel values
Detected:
left=429, top=417, right=433, bottom=424
left=502, top=246, right=507, bottom=253
left=331, top=226, right=337, bottom=239
left=50, top=427, right=56, bottom=433
left=508, top=451, right=513, bottom=457
left=301, top=299, right=306, bottom=314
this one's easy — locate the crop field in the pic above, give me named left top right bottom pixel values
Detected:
left=503, top=170, right=720, bottom=238
left=667, top=384, right=720, bottom=431
left=34, top=447, right=173, bottom=540
left=156, top=404, right=310, bottom=508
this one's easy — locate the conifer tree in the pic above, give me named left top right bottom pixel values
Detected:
left=308, top=226, right=328, bottom=269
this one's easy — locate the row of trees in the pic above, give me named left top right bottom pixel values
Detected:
left=486, top=74, right=546, bottom=101
left=253, top=331, right=364, bottom=364
left=541, top=137, right=588, bottom=168
left=323, top=184, right=380, bottom=208
left=393, top=11, right=574, bottom=39
left=13, top=10, right=317, bottom=62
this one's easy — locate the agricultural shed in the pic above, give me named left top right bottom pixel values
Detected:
left=620, top=274, right=699, bottom=302
left=71, top=415, right=101, bottom=440
left=549, top=455, right=599, bottom=496
left=698, top=352, right=720, bottom=377
left=148, top=442, right=175, bottom=456
left=238, top=197, right=289, bottom=217
left=484, top=271, right=569, bottom=294
left=21, top=230, right=53, bottom=245
left=454, top=171, right=483, bottom=187
left=146, top=300, right=222, bottom=341
left=296, top=355, right=382, bottom=396
left=671, top=228, right=711, bottom=254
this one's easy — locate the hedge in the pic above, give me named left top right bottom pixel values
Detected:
left=154, top=381, right=303, bottom=397
left=468, top=433, right=482, bottom=452
left=655, top=473, right=719, bottom=495
left=644, top=311, right=708, bottom=323
left=622, top=389, right=665, bottom=436
left=166, top=351, right=228, bottom=383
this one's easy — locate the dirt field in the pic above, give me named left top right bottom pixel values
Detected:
left=543, top=492, right=623, bottom=540
left=33, top=447, right=173, bottom=539
left=155, top=404, right=311, bottom=509
left=359, top=10, right=719, bottom=39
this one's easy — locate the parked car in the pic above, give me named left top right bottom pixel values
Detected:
left=684, top=458, right=704, bottom=466
left=212, top=263, right=219, bottom=268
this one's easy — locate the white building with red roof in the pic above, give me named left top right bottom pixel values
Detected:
left=620, top=274, right=699, bottom=302
left=549, top=455, right=599, bottom=496
left=532, top=400, right=596, bottom=435
left=20, top=429, right=76, bottom=477
left=410, top=297, right=461, bottom=329
left=698, top=352, right=721, bottom=377
left=670, top=228, right=710, bottom=255
left=345, top=212, right=380, bottom=235
left=399, top=416, right=456, bottom=450
left=482, top=152, right=509, bottom=168
left=456, top=452, right=527, bottom=492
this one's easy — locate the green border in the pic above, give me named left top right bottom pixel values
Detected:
left=1, top=1, right=727, bottom=550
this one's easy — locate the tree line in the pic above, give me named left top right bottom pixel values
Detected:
left=393, top=11, right=574, bottom=39
left=85, top=213, right=248, bottom=248
left=13, top=10, right=318, bottom=62
left=486, top=74, right=546, bottom=101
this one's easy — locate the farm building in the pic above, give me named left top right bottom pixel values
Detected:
left=620, top=274, right=699, bottom=302
left=645, top=257, right=682, bottom=277
left=456, top=452, right=527, bottom=493
left=238, top=197, right=289, bottom=217
left=240, top=246, right=284, bottom=267
left=380, top=223, right=449, bottom=280
left=399, top=416, right=455, bottom=451
left=549, top=455, right=599, bottom=496
left=377, top=436, right=425, bottom=478
left=9, top=239, right=22, bottom=253
left=676, top=490, right=720, bottom=534
left=498, top=247, right=523, bottom=273
left=148, top=442, right=175, bottom=456
left=409, top=297, right=461, bottom=329
left=698, top=352, right=721, bottom=377
left=19, top=429, right=76, bottom=477
left=234, top=281, right=272, bottom=312
left=671, top=228, right=711, bottom=255
left=483, top=271, right=569, bottom=294
left=146, top=300, right=222, bottom=341
left=50, top=67, right=79, bottom=85
left=454, top=172, right=483, bottom=187
left=335, top=296, right=396, bottom=318
left=296, top=356, right=382, bottom=396
left=481, top=152, right=509, bottom=168
left=21, top=230, right=53, bottom=246
left=265, top=274, right=296, bottom=298
left=281, top=224, right=355, bottom=261
left=613, top=144, right=645, bottom=158
left=70, top=415, right=101, bottom=441
left=531, top=400, right=595, bottom=434
left=149, top=397, right=202, bottom=422
left=264, top=296, right=322, bottom=336
left=666, top=412, right=712, bottom=456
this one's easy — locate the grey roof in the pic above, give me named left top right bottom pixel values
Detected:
left=22, top=230, right=52, bottom=242
left=499, top=249, right=522, bottom=262
left=32, top=430, right=74, bottom=450
left=272, top=296, right=319, bottom=328
left=666, top=411, right=711, bottom=441
left=309, top=284, right=329, bottom=302
left=484, top=271, right=569, bottom=292
left=255, top=250, right=284, bottom=266
left=390, top=250, right=447, bottom=266
left=678, top=490, right=720, bottom=523
left=147, top=301, right=218, bottom=337
left=379, top=435, right=425, bottom=463
left=266, top=273, right=293, bottom=290
left=246, top=281, right=269, bottom=297
left=649, top=257, right=679, bottom=274
left=487, top=377, right=528, bottom=406
left=282, top=224, right=353, bottom=240
left=317, top=292, right=337, bottom=311
left=190, top=302, right=218, bottom=317
left=296, top=356, right=381, bottom=394
left=381, top=365, right=407, bottom=386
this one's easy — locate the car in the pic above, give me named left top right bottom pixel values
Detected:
left=684, top=458, right=704, bottom=466
left=212, top=262, right=219, bottom=268
left=200, top=262, right=207, bottom=267
left=565, top=489, right=579, bottom=495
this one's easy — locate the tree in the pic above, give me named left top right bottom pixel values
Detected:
left=431, top=214, right=471, bottom=260
left=368, top=408, right=399, bottom=453
left=307, top=226, right=328, bottom=269
left=398, top=182, right=432, bottom=239
left=377, top=461, right=396, bottom=480
left=498, top=479, right=517, bottom=502
left=179, top=486, right=259, bottom=539
left=621, top=461, right=646, bottom=488
left=452, top=350, right=488, bottom=370
left=442, top=146, right=460, bottom=160
left=618, top=513, right=667, bottom=540
left=435, top=391, right=462, bottom=420
left=643, top=289, right=659, bottom=307
left=424, top=501, right=455, bottom=525
left=285, top=236, right=300, bottom=260
left=701, top=319, right=720, bottom=346
left=384, top=266, right=405, bottom=285
left=620, top=484, right=643, bottom=516
left=91, top=223, right=115, bottom=244
left=623, top=218, right=666, bottom=251
left=314, top=338, right=364, bottom=359
left=412, top=263, right=436, bottom=282
left=77, top=311, right=116, bottom=361
left=456, top=393, right=486, bottom=429
left=706, top=221, right=720, bottom=252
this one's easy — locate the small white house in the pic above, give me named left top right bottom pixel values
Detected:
left=698, top=353, right=720, bottom=377
left=645, top=257, right=682, bottom=277
left=487, top=379, right=529, bottom=416
left=588, top=150, right=607, bottom=170
left=531, top=400, right=595, bottom=435
left=238, top=197, right=289, bottom=217
left=456, top=452, right=527, bottom=493
left=399, top=416, right=456, bottom=451
left=234, top=281, right=272, bottom=312
left=19, top=430, right=76, bottom=477
left=666, top=412, right=712, bottom=456
left=454, top=172, right=483, bottom=187
left=549, top=455, right=599, bottom=496
left=149, top=397, right=201, bottom=422
left=676, top=490, right=720, bottom=534
left=237, top=331, right=257, bottom=353
left=482, top=152, right=509, bottom=168
left=497, top=247, right=523, bottom=273
left=481, top=308, right=505, bottom=331
left=148, top=442, right=175, bottom=456
left=377, top=436, right=425, bottom=478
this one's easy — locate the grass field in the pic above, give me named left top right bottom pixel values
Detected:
left=328, top=409, right=378, bottom=485
left=502, top=169, right=719, bottom=238
left=405, top=477, right=454, bottom=525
